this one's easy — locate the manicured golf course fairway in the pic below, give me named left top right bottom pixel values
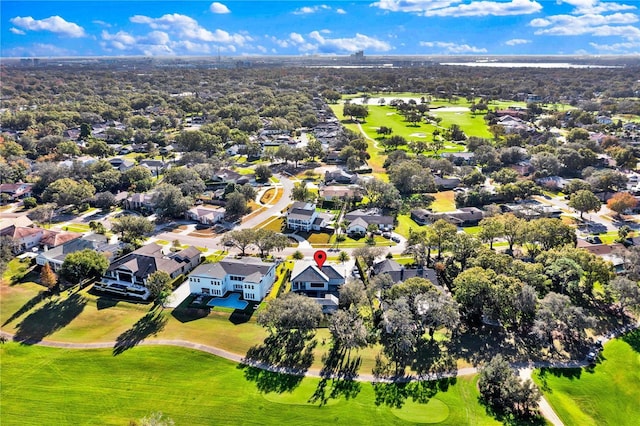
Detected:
left=533, top=329, right=640, bottom=426
left=0, top=343, right=499, bottom=425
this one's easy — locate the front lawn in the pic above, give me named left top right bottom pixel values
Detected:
left=532, top=329, right=640, bottom=426
left=0, top=343, right=500, bottom=426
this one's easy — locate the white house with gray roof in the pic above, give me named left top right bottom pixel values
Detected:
left=187, top=257, right=277, bottom=302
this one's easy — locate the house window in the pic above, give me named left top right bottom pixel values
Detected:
left=201, top=288, right=210, bottom=294
left=310, top=283, right=325, bottom=288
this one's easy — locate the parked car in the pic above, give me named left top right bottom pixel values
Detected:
left=586, top=351, right=597, bottom=363
left=586, top=236, right=602, bottom=244
left=382, top=232, right=391, bottom=239
left=391, top=236, right=401, bottom=243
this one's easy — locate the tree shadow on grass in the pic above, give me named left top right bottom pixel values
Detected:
left=240, top=331, right=316, bottom=393
left=96, top=297, right=119, bottom=310
left=621, top=328, right=640, bottom=353
left=12, top=293, right=87, bottom=344
left=371, top=353, right=456, bottom=409
left=308, top=345, right=362, bottom=406
left=171, top=307, right=210, bottom=323
left=413, top=339, right=458, bottom=380
left=113, top=310, right=167, bottom=355
left=2, top=290, right=48, bottom=326
left=372, top=377, right=455, bottom=409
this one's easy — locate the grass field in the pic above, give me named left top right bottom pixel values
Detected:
left=0, top=343, right=499, bottom=426
left=431, top=191, right=456, bottom=212
left=532, top=329, right=640, bottom=426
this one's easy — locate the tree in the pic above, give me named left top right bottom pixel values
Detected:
left=257, top=292, right=323, bottom=334
left=352, top=246, right=386, bottom=269
left=254, top=229, right=289, bottom=257
left=498, top=213, right=525, bottom=254
left=306, top=139, right=323, bottom=162
left=339, top=279, right=367, bottom=309
left=22, top=197, right=37, bottom=209
left=453, top=267, right=494, bottom=323
left=338, top=251, right=350, bottom=263
left=478, top=354, right=540, bottom=418
left=221, top=228, right=256, bottom=256
left=568, top=189, right=601, bottom=219
left=153, top=184, right=192, bottom=219
left=292, top=250, right=304, bottom=260
left=121, top=166, right=153, bottom=192
left=79, top=122, right=92, bottom=140
left=478, top=216, right=504, bottom=250
left=380, top=297, right=417, bottom=373
left=42, top=178, right=96, bottom=208
left=430, top=219, right=457, bottom=259
left=532, top=292, right=594, bottom=349
left=111, top=215, right=155, bottom=244
left=60, top=249, right=109, bottom=285
left=254, top=164, right=272, bottom=182
left=28, top=203, right=55, bottom=225
left=361, top=178, right=400, bottom=209
left=607, top=192, right=637, bottom=217
left=389, top=160, right=435, bottom=194
left=93, top=191, right=117, bottom=210
left=451, top=232, right=481, bottom=271
left=40, top=262, right=58, bottom=291
left=291, top=182, right=311, bottom=202
left=329, top=309, right=368, bottom=354
left=85, top=139, right=114, bottom=158
left=146, top=270, right=172, bottom=306
left=609, top=276, right=640, bottom=314
left=225, top=191, right=249, bottom=218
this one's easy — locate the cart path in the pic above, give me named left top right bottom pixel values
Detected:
left=0, top=329, right=589, bottom=383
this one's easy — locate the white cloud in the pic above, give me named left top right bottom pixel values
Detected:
left=308, top=31, right=392, bottom=53
left=9, top=28, right=26, bottom=35
left=210, top=2, right=231, bottom=14
left=130, top=13, right=250, bottom=45
left=336, top=8, right=347, bottom=14
left=10, top=15, right=86, bottom=37
left=589, top=40, right=640, bottom=53
left=530, top=12, right=640, bottom=39
left=92, top=20, right=111, bottom=28
left=372, top=0, right=541, bottom=17
left=420, top=41, right=487, bottom=53
left=558, top=0, right=636, bottom=14
left=290, top=32, right=305, bottom=44
left=505, top=38, right=530, bottom=45
left=292, top=4, right=341, bottom=15
left=101, top=30, right=137, bottom=50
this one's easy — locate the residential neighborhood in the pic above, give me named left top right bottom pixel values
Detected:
left=1, top=57, right=639, bottom=426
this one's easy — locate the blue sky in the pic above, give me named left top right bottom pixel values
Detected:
left=2, top=1, right=640, bottom=57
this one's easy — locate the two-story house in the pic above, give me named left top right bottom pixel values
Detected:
left=290, top=261, right=345, bottom=298
left=96, top=243, right=201, bottom=300
left=286, top=202, right=332, bottom=232
left=187, top=257, right=277, bottom=302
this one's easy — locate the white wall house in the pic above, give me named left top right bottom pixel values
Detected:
left=286, top=202, right=318, bottom=232
left=187, top=257, right=277, bottom=302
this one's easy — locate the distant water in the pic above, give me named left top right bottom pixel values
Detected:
left=440, top=62, right=622, bottom=69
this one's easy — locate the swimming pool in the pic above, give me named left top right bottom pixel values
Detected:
left=206, top=292, right=248, bottom=310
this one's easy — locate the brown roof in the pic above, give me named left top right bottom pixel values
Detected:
left=41, top=230, right=83, bottom=248
left=576, top=242, right=625, bottom=256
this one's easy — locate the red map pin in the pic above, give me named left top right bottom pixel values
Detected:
left=313, top=250, right=327, bottom=268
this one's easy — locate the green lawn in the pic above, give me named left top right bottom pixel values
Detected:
left=532, top=329, right=640, bottom=426
left=431, top=191, right=456, bottom=212
left=0, top=343, right=499, bottom=426
left=395, top=214, right=426, bottom=238
left=62, top=223, right=91, bottom=233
